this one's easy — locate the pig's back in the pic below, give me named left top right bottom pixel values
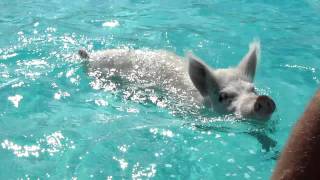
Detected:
left=86, top=49, right=202, bottom=102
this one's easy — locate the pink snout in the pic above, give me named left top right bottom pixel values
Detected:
left=254, top=95, right=276, bottom=117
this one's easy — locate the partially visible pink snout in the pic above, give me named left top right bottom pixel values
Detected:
left=237, top=94, right=276, bottom=120
left=253, top=95, right=276, bottom=119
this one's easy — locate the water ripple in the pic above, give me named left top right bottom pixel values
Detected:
left=1, top=131, right=74, bottom=158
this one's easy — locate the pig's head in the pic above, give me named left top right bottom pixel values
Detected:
left=188, top=41, right=276, bottom=120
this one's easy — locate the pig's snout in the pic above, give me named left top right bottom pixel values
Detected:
left=254, top=95, right=276, bottom=116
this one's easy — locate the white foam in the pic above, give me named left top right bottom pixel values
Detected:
left=102, top=20, right=120, bottom=28
left=54, top=90, right=70, bottom=100
left=8, top=94, right=23, bottom=108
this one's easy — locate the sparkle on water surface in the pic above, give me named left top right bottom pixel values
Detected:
left=0, top=0, right=320, bottom=179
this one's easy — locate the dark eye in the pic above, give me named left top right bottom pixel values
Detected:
left=219, top=92, right=237, bottom=103
left=218, top=92, right=229, bottom=102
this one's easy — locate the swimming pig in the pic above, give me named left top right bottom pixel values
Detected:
left=79, top=40, right=276, bottom=120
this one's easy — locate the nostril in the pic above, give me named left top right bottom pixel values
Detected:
left=255, top=95, right=276, bottom=114
left=254, top=102, right=262, bottom=112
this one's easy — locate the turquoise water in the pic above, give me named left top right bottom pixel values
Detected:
left=1, top=0, right=320, bottom=179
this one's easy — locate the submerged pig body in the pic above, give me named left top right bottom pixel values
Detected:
left=79, top=41, right=276, bottom=120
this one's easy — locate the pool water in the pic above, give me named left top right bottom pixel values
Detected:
left=1, top=0, right=320, bottom=179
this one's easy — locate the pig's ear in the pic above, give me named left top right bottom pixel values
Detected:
left=238, top=40, right=260, bottom=82
left=187, top=52, right=220, bottom=97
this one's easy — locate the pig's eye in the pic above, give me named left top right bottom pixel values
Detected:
left=218, top=92, right=228, bottom=102
left=218, top=92, right=235, bottom=103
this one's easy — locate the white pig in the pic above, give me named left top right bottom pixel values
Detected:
left=79, top=40, right=276, bottom=120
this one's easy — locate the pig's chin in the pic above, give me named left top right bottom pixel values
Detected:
left=237, top=111, right=271, bottom=121
left=238, top=104, right=272, bottom=121
left=249, top=112, right=272, bottom=121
